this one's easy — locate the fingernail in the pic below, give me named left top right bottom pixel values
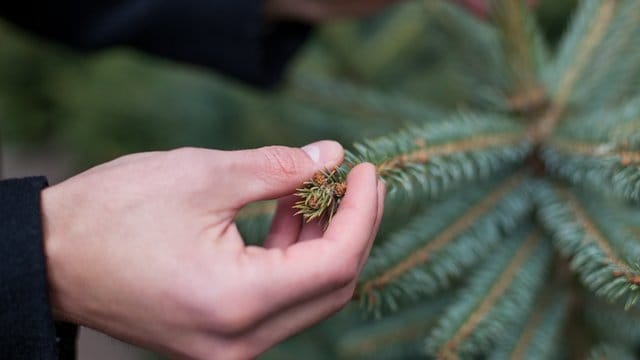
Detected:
left=302, top=140, right=343, bottom=166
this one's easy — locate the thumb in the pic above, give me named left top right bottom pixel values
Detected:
left=224, top=140, right=344, bottom=207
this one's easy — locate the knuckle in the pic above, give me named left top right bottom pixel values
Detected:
left=330, top=260, right=360, bottom=287
left=259, top=146, right=307, bottom=181
left=225, top=339, right=254, bottom=360
left=206, top=297, right=259, bottom=335
left=181, top=345, right=213, bottom=360
left=165, top=147, right=212, bottom=184
left=187, top=339, right=249, bottom=360
left=327, top=299, right=346, bottom=317
left=170, top=146, right=201, bottom=159
left=338, top=285, right=357, bottom=308
left=326, top=286, right=356, bottom=315
left=169, top=147, right=212, bottom=169
left=165, top=147, right=201, bottom=169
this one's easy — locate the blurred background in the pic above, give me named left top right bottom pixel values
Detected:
left=0, top=0, right=574, bottom=358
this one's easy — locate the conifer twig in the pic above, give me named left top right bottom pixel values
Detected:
left=293, top=168, right=347, bottom=225
left=546, top=138, right=640, bottom=165
left=293, top=115, right=530, bottom=224
left=437, top=232, right=541, bottom=359
left=536, top=183, right=640, bottom=306
left=373, top=134, right=524, bottom=176
left=357, top=172, right=527, bottom=300
left=533, top=0, right=617, bottom=140
left=503, top=286, right=569, bottom=360
left=557, top=188, right=636, bottom=281
left=491, top=0, right=548, bottom=116
left=553, top=0, right=616, bottom=107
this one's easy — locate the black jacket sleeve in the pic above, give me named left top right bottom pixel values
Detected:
left=0, top=0, right=312, bottom=87
left=0, top=177, right=76, bottom=360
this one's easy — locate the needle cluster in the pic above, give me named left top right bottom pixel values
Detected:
left=293, top=168, right=347, bottom=225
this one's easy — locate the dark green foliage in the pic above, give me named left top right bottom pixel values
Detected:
left=488, top=287, right=569, bottom=360
left=235, top=201, right=275, bottom=247
left=587, top=343, right=637, bottom=360
left=542, top=143, right=640, bottom=203
left=337, top=295, right=452, bottom=359
left=346, top=113, right=531, bottom=203
left=357, top=172, right=533, bottom=314
left=543, top=96, right=640, bottom=202
left=286, top=75, right=446, bottom=129
left=293, top=112, right=532, bottom=222
left=544, top=0, right=640, bottom=110
left=423, top=228, right=553, bottom=359
left=536, top=182, right=640, bottom=307
left=584, top=294, right=640, bottom=348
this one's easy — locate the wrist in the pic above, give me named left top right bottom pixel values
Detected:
left=41, top=184, right=80, bottom=324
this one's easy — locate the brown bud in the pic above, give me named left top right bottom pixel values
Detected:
left=312, top=172, right=327, bottom=186
left=333, top=183, right=347, bottom=197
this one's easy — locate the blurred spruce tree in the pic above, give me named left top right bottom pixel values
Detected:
left=3, top=0, right=640, bottom=358
left=246, top=1, right=640, bottom=358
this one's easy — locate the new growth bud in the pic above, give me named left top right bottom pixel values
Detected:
left=293, top=168, right=348, bottom=226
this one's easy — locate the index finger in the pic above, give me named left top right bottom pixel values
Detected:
left=272, top=164, right=379, bottom=294
left=323, top=163, right=380, bottom=263
left=247, top=163, right=380, bottom=308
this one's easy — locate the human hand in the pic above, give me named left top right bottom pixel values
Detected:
left=41, top=141, right=384, bottom=359
left=264, top=0, right=403, bottom=22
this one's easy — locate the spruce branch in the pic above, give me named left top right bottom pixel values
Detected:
left=316, top=1, right=428, bottom=83
left=535, top=0, right=640, bottom=139
left=546, top=137, right=640, bottom=165
left=587, top=344, right=636, bottom=360
left=542, top=139, right=640, bottom=202
left=347, top=0, right=429, bottom=80
left=368, top=121, right=529, bottom=187
left=235, top=0, right=640, bottom=357
left=554, top=95, right=640, bottom=145
left=489, top=287, right=569, bottom=360
left=490, top=0, right=549, bottom=115
left=293, top=113, right=531, bottom=224
left=585, top=294, right=640, bottom=348
left=550, top=0, right=616, bottom=107
left=288, top=75, right=445, bottom=128
left=424, top=0, right=513, bottom=111
left=337, top=295, right=452, bottom=359
left=424, top=228, right=552, bottom=359
left=536, top=182, right=640, bottom=307
left=370, top=133, right=524, bottom=177
left=566, top=0, right=640, bottom=111
left=541, top=98, right=640, bottom=202
left=355, top=171, right=532, bottom=314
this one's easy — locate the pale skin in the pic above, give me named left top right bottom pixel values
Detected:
left=43, top=141, right=384, bottom=359
left=39, top=1, right=506, bottom=358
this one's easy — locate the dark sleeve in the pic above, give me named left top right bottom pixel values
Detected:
left=0, top=0, right=312, bottom=87
left=0, top=177, right=78, bottom=360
